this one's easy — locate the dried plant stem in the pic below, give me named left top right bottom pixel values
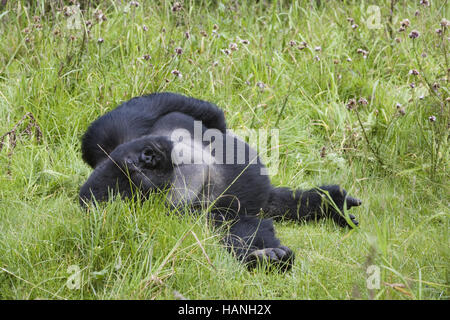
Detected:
left=275, top=90, right=291, bottom=128
left=0, top=112, right=42, bottom=175
left=411, top=40, right=441, bottom=103
left=387, top=0, right=397, bottom=40
left=354, top=108, right=384, bottom=167
left=0, top=112, right=42, bottom=152
left=411, top=37, right=449, bottom=180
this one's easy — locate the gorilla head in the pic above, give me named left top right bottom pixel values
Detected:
left=110, top=135, right=174, bottom=194
left=79, top=135, right=175, bottom=205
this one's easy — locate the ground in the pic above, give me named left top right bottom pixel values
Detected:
left=0, top=0, right=448, bottom=299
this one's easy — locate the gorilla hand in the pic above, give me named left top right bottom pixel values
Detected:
left=319, top=185, right=362, bottom=228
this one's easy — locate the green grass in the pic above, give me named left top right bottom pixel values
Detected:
left=0, top=0, right=448, bottom=300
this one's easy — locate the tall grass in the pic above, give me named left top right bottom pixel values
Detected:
left=0, top=0, right=448, bottom=299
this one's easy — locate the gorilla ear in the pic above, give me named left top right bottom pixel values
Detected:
left=346, top=196, right=362, bottom=208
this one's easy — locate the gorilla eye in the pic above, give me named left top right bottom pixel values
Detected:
left=142, top=149, right=153, bottom=157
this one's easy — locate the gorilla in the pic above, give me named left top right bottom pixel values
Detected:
left=79, top=92, right=361, bottom=271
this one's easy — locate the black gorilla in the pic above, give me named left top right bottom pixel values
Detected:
left=79, top=92, right=361, bottom=271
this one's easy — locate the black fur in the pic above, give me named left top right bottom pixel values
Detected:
left=81, top=92, right=226, bottom=168
left=79, top=92, right=361, bottom=271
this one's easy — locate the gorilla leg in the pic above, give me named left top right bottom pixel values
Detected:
left=264, top=185, right=361, bottom=227
left=220, top=215, right=294, bottom=271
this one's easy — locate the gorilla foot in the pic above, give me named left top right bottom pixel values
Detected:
left=245, top=245, right=294, bottom=272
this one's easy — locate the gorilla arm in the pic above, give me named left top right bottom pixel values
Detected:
left=264, top=185, right=362, bottom=227
left=78, top=158, right=135, bottom=207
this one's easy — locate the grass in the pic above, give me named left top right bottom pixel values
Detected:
left=0, top=0, right=448, bottom=300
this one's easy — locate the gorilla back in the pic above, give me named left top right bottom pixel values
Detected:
left=79, top=92, right=362, bottom=271
left=81, top=92, right=227, bottom=169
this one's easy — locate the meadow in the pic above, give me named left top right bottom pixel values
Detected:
left=0, top=0, right=448, bottom=299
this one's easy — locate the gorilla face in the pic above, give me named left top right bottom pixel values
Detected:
left=110, top=135, right=174, bottom=194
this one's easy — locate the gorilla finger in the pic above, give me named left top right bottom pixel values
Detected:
left=265, top=250, right=279, bottom=261
left=278, top=246, right=294, bottom=260
left=346, top=196, right=362, bottom=208
left=349, top=215, right=359, bottom=226
left=271, top=248, right=288, bottom=260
